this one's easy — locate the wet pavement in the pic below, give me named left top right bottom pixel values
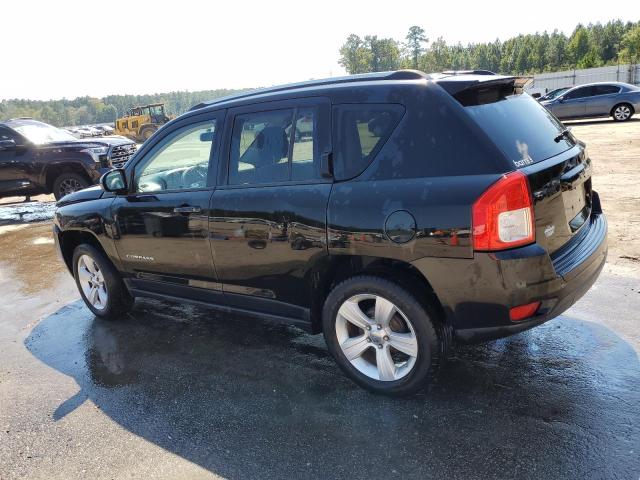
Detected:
left=0, top=221, right=639, bottom=479
left=0, top=199, right=56, bottom=227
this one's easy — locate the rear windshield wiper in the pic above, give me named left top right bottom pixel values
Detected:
left=554, top=129, right=571, bottom=143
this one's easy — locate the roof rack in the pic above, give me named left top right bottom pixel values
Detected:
left=440, top=70, right=497, bottom=76
left=190, top=70, right=427, bottom=111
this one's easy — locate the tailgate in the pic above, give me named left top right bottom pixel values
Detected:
left=455, top=83, right=590, bottom=255
left=521, top=145, right=592, bottom=254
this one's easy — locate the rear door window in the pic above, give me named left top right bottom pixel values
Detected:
left=592, top=85, right=620, bottom=95
left=465, top=93, right=577, bottom=167
left=230, top=109, right=293, bottom=185
left=332, top=104, right=404, bottom=180
left=290, top=108, right=319, bottom=181
left=228, top=106, right=323, bottom=185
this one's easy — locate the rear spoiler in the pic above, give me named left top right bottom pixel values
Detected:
left=431, top=74, right=533, bottom=105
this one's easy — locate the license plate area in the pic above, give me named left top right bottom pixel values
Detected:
left=565, top=178, right=591, bottom=232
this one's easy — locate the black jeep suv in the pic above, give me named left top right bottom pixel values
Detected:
left=0, top=119, right=136, bottom=200
left=53, top=70, right=607, bottom=396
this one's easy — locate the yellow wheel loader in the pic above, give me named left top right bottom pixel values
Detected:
left=114, top=103, right=172, bottom=142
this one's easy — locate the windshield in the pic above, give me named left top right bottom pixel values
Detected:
left=465, top=93, right=576, bottom=166
left=12, top=122, right=77, bottom=144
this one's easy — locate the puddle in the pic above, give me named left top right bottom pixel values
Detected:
left=0, top=222, right=67, bottom=294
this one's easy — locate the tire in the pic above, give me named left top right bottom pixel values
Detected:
left=72, top=244, right=133, bottom=319
left=53, top=173, right=89, bottom=200
left=140, top=127, right=156, bottom=142
left=611, top=103, right=634, bottom=122
left=322, top=275, right=443, bottom=396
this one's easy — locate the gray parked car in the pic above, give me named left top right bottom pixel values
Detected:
left=540, top=82, right=640, bottom=122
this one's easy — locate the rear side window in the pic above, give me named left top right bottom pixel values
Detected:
left=332, top=104, right=404, bottom=180
left=593, top=85, right=620, bottom=95
left=465, top=93, right=577, bottom=167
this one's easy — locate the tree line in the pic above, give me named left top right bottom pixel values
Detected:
left=0, top=89, right=246, bottom=127
left=3, top=20, right=639, bottom=127
left=339, top=20, right=640, bottom=75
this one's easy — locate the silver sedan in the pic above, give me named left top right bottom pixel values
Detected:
left=540, top=82, right=640, bottom=122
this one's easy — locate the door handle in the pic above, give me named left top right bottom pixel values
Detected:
left=173, top=205, right=201, bottom=213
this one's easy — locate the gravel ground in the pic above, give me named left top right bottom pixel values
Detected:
left=565, top=117, right=640, bottom=276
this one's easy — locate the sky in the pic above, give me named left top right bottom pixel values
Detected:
left=2, top=0, right=639, bottom=100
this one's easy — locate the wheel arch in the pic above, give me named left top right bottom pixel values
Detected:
left=610, top=102, right=634, bottom=117
left=309, top=255, right=449, bottom=338
left=57, top=229, right=111, bottom=274
left=45, top=163, right=92, bottom=192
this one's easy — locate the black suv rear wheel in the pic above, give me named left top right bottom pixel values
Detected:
left=322, top=276, right=443, bottom=396
left=72, top=244, right=133, bottom=319
left=53, top=173, right=89, bottom=200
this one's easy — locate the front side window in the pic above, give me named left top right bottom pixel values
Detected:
left=332, top=104, right=405, bottom=180
left=565, top=87, right=592, bottom=100
left=134, top=120, right=216, bottom=192
left=229, top=107, right=320, bottom=185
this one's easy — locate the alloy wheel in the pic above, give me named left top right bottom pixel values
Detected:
left=335, top=294, right=418, bottom=381
left=614, top=105, right=631, bottom=121
left=77, top=254, right=108, bottom=310
left=59, top=178, right=83, bottom=197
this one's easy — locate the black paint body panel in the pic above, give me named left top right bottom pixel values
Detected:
left=53, top=74, right=608, bottom=342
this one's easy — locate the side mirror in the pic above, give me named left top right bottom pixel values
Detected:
left=0, top=139, right=16, bottom=151
left=200, top=131, right=214, bottom=142
left=100, top=168, right=128, bottom=193
left=557, top=96, right=565, bottom=103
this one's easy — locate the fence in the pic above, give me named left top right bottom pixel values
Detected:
left=527, top=64, right=640, bottom=92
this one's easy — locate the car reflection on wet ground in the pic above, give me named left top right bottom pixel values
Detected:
left=1, top=220, right=639, bottom=479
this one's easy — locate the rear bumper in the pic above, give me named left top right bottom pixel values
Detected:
left=412, top=212, right=607, bottom=343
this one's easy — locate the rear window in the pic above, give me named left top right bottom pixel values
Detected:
left=465, top=93, right=576, bottom=167
left=332, top=104, right=404, bottom=180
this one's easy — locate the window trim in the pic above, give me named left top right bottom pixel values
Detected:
left=126, top=111, right=223, bottom=195
left=218, top=97, right=332, bottom=189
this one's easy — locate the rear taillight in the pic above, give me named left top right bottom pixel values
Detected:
left=472, top=171, right=535, bottom=251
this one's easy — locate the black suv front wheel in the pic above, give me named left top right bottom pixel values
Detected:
left=322, top=276, right=443, bottom=396
left=72, top=244, right=133, bottom=319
